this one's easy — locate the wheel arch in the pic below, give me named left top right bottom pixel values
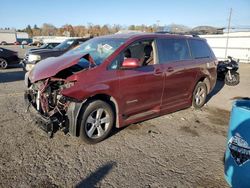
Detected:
left=0, top=57, right=8, bottom=62
left=74, top=93, right=120, bottom=137
left=189, top=75, right=210, bottom=103
left=196, top=76, right=210, bottom=93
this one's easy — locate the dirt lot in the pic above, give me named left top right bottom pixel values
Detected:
left=0, top=46, right=249, bottom=187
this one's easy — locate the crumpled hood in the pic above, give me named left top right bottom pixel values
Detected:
left=29, top=53, right=87, bottom=83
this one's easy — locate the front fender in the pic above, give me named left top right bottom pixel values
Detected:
left=61, top=83, right=111, bottom=100
left=66, top=100, right=86, bottom=136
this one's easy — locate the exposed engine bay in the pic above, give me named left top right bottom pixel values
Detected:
left=25, top=78, right=75, bottom=135
left=25, top=54, right=94, bottom=136
left=27, top=78, right=70, bottom=115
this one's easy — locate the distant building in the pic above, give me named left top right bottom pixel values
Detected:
left=0, top=29, right=30, bottom=44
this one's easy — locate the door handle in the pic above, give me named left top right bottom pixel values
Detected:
left=167, top=67, right=174, bottom=72
left=154, top=68, right=163, bottom=76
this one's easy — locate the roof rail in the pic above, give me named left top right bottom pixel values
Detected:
left=191, top=34, right=200, bottom=38
left=155, top=31, right=200, bottom=38
left=154, top=31, right=171, bottom=34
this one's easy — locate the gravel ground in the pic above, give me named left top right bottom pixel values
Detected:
left=0, top=46, right=249, bottom=187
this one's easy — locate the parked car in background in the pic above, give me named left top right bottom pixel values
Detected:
left=37, top=42, right=60, bottom=49
left=21, top=38, right=89, bottom=71
left=28, top=41, right=43, bottom=47
left=25, top=33, right=217, bottom=143
left=21, top=41, right=28, bottom=45
left=0, top=47, right=19, bottom=69
left=27, top=42, right=60, bottom=53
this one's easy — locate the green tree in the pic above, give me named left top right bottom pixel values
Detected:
left=25, top=25, right=33, bottom=37
left=33, top=24, right=39, bottom=29
left=128, top=25, right=135, bottom=30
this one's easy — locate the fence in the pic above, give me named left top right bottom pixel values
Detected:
left=200, top=32, right=250, bottom=63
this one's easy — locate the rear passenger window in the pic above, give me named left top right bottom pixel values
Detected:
left=188, top=39, right=212, bottom=59
left=157, top=38, right=191, bottom=64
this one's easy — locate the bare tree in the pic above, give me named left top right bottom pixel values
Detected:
left=28, top=23, right=160, bottom=37
left=41, top=23, right=57, bottom=36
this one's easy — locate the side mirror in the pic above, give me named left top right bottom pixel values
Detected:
left=121, top=58, right=140, bottom=69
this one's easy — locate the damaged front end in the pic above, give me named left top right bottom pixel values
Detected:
left=25, top=77, right=76, bottom=137
left=24, top=53, right=95, bottom=137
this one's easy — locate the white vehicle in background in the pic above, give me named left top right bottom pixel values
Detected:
left=0, top=29, right=30, bottom=45
left=21, top=41, right=28, bottom=45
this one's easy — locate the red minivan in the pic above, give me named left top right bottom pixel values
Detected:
left=25, top=33, right=217, bottom=143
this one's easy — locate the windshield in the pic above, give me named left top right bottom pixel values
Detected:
left=40, top=43, right=49, bottom=48
left=55, top=39, right=75, bottom=50
left=65, top=37, right=126, bottom=65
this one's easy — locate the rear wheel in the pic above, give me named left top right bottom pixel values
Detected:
left=0, top=58, right=8, bottom=69
left=225, top=71, right=239, bottom=86
left=79, top=100, right=114, bottom=144
left=1, top=41, right=7, bottom=45
left=192, top=82, right=207, bottom=109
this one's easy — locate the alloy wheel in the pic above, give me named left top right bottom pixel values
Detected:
left=195, top=86, right=206, bottom=106
left=0, top=58, right=8, bottom=69
left=85, top=108, right=111, bottom=139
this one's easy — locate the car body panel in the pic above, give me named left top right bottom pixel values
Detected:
left=29, top=53, right=89, bottom=82
left=117, top=64, right=164, bottom=117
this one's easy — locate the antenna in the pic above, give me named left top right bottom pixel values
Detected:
left=225, top=8, right=232, bottom=59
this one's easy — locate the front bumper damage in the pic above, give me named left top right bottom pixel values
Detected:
left=24, top=90, right=63, bottom=137
left=25, top=89, right=85, bottom=138
left=24, top=76, right=87, bottom=138
left=24, top=53, right=95, bottom=138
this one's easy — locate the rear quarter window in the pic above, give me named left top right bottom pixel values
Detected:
left=188, top=39, right=214, bottom=59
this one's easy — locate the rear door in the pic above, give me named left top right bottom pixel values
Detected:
left=156, top=38, right=199, bottom=109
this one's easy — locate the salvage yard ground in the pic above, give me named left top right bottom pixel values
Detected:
left=0, top=46, right=249, bottom=187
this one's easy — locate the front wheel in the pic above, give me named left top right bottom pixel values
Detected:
left=0, top=58, right=8, bottom=69
left=79, top=100, right=114, bottom=144
left=225, top=71, right=240, bottom=86
left=192, top=82, right=207, bottom=109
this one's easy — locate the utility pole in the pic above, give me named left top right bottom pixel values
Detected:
left=156, top=20, right=160, bottom=31
left=225, top=8, right=232, bottom=59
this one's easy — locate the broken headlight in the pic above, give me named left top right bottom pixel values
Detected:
left=60, top=81, right=75, bottom=90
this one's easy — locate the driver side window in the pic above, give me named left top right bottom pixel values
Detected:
left=109, top=40, right=155, bottom=70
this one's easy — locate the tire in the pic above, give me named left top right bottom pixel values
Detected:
left=192, top=82, right=207, bottom=109
left=0, top=58, right=8, bottom=69
left=79, top=100, right=114, bottom=144
left=225, top=71, right=240, bottom=86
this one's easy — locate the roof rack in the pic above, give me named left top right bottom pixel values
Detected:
left=154, top=31, right=200, bottom=38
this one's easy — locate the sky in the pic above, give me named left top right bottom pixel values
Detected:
left=0, top=0, right=249, bottom=29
